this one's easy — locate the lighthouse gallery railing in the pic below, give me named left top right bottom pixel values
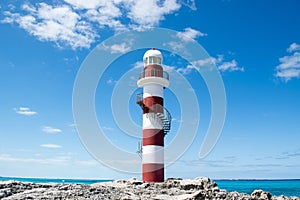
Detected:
left=138, top=68, right=169, bottom=80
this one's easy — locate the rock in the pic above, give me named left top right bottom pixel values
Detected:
left=152, top=194, right=172, bottom=200
left=216, top=189, right=227, bottom=199
left=175, top=190, right=204, bottom=200
left=0, top=188, right=12, bottom=198
left=127, top=177, right=143, bottom=185
left=212, top=186, right=220, bottom=192
left=58, top=184, right=70, bottom=190
left=274, top=195, right=289, bottom=200
left=0, top=177, right=299, bottom=200
left=252, top=189, right=272, bottom=200
left=179, top=179, right=204, bottom=190
left=168, top=187, right=182, bottom=195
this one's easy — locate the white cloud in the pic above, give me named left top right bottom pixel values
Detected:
left=165, top=41, right=185, bottom=52
left=126, top=0, right=181, bottom=28
left=179, top=0, right=196, bottom=10
left=109, top=42, right=131, bottom=54
left=163, top=65, right=176, bottom=72
left=21, top=3, right=36, bottom=13
left=2, top=3, right=97, bottom=49
left=176, top=54, right=243, bottom=74
left=218, top=59, right=244, bottom=72
left=42, top=126, right=62, bottom=134
left=14, top=107, right=37, bottom=116
left=102, top=126, right=114, bottom=131
left=192, top=56, right=220, bottom=68
left=133, top=61, right=144, bottom=69
left=64, top=0, right=105, bottom=9
left=40, top=143, right=62, bottom=148
left=2, top=1, right=192, bottom=49
left=177, top=27, right=207, bottom=42
left=275, top=43, right=300, bottom=82
left=82, top=2, right=127, bottom=32
left=76, top=160, right=98, bottom=166
left=0, top=153, right=102, bottom=166
left=68, top=123, right=77, bottom=127
left=171, top=117, right=183, bottom=123
left=106, top=78, right=115, bottom=85
left=287, top=42, right=300, bottom=53
left=0, top=154, right=68, bottom=165
left=176, top=65, right=195, bottom=74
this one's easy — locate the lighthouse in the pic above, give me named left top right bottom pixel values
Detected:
left=136, top=48, right=171, bottom=182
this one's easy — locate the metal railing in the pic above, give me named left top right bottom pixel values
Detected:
left=138, top=68, right=169, bottom=80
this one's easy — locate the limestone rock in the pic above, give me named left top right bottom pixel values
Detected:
left=252, top=189, right=272, bottom=200
left=0, top=178, right=299, bottom=200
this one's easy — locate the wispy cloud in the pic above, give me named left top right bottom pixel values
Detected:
left=101, top=126, right=114, bottom=131
left=14, top=107, right=37, bottom=116
left=165, top=41, right=185, bottom=53
left=0, top=154, right=67, bottom=165
left=241, top=164, right=282, bottom=168
left=42, top=126, right=62, bottom=134
left=163, top=65, right=176, bottom=72
left=40, top=143, right=62, bottom=149
left=275, top=43, right=300, bottom=82
left=1, top=1, right=192, bottom=49
left=75, top=160, right=98, bottom=166
left=68, top=123, right=76, bottom=127
left=176, top=54, right=244, bottom=74
left=218, top=59, right=244, bottom=72
left=176, top=65, right=195, bottom=75
left=0, top=152, right=100, bottom=166
left=107, top=42, right=132, bottom=54
left=2, top=3, right=97, bottom=49
left=275, top=148, right=300, bottom=160
left=177, top=27, right=207, bottom=42
left=133, top=61, right=144, bottom=69
left=179, top=0, right=196, bottom=10
left=106, top=77, right=116, bottom=85
left=287, top=42, right=300, bottom=53
left=175, top=158, right=235, bottom=168
left=171, top=117, right=183, bottom=123
left=127, top=0, right=181, bottom=29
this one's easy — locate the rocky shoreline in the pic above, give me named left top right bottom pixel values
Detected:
left=0, top=177, right=299, bottom=200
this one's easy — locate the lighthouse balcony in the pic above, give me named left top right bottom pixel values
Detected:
left=137, top=68, right=169, bottom=88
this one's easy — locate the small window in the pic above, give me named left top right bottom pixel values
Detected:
left=144, top=57, right=148, bottom=65
left=157, top=57, right=161, bottom=64
left=149, top=57, right=153, bottom=64
left=151, top=69, right=155, bottom=76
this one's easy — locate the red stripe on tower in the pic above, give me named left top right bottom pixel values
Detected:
left=137, top=48, right=170, bottom=182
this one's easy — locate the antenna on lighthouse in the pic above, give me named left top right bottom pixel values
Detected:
left=137, top=141, right=142, bottom=159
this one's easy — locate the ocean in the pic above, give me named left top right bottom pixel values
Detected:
left=1, top=177, right=299, bottom=197
left=214, top=179, right=300, bottom=197
left=0, top=177, right=112, bottom=185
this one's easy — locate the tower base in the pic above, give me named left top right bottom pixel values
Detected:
left=142, top=163, right=164, bottom=182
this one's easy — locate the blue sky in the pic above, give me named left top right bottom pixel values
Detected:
left=0, top=0, right=300, bottom=180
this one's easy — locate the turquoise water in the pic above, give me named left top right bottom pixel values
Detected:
left=215, top=179, right=300, bottom=197
left=0, top=177, right=112, bottom=184
left=1, top=177, right=299, bottom=197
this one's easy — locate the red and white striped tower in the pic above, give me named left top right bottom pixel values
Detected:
left=137, top=48, right=170, bottom=182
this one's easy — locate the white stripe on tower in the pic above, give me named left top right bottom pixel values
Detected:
left=143, top=84, right=163, bottom=98
left=142, top=145, right=164, bottom=164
